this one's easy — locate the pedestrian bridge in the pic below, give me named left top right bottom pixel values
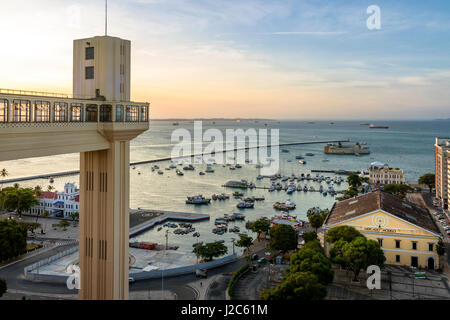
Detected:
left=0, top=88, right=149, bottom=162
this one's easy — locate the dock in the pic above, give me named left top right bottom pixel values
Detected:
left=1, top=139, right=348, bottom=184
left=129, top=209, right=210, bottom=237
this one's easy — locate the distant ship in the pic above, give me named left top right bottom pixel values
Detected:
left=360, top=123, right=370, bottom=126
left=369, top=124, right=389, bottom=129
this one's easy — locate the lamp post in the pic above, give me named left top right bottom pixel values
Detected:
left=162, top=229, right=169, bottom=300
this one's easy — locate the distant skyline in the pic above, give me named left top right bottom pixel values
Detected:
left=0, top=0, right=449, bottom=119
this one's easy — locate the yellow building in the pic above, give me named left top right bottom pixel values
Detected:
left=323, top=191, right=441, bottom=270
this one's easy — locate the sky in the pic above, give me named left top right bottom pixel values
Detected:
left=0, top=0, right=449, bottom=120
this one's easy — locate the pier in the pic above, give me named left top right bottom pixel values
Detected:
left=129, top=209, right=210, bottom=237
left=1, top=139, right=348, bottom=184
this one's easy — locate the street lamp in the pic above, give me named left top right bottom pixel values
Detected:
left=162, top=229, right=169, bottom=300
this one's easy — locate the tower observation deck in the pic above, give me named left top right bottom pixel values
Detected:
left=0, top=35, right=150, bottom=300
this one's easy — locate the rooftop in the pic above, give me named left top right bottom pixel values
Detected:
left=324, top=190, right=439, bottom=234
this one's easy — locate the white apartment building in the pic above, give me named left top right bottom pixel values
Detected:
left=435, top=138, right=450, bottom=209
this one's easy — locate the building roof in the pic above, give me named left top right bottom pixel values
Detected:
left=324, top=190, right=439, bottom=234
left=37, top=192, right=57, bottom=200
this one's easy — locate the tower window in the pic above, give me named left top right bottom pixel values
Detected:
left=85, top=47, right=94, bottom=60
left=85, top=66, right=94, bottom=79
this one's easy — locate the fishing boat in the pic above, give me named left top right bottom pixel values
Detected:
left=183, top=164, right=195, bottom=171
left=225, top=180, right=249, bottom=189
left=186, top=195, right=211, bottom=205
left=237, top=201, right=254, bottom=209
left=273, top=200, right=296, bottom=211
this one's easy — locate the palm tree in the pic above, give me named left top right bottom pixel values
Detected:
left=47, top=185, right=55, bottom=192
left=1, top=168, right=8, bottom=191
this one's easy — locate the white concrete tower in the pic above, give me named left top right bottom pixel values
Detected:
left=73, top=36, right=131, bottom=101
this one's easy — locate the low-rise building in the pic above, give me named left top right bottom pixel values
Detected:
left=28, top=182, right=79, bottom=218
left=368, top=162, right=406, bottom=185
left=322, top=191, right=441, bottom=270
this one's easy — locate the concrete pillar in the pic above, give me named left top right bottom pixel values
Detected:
left=79, top=139, right=130, bottom=300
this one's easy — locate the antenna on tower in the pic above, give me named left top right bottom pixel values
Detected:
left=105, top=0, right=108, bottom=36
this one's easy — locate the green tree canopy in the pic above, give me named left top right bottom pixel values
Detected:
left=236, top=235, right=253, bottom=259
left=287, top=247, right=334, bottom=285
left=261, top=272, right=327, bottom=300
left=325, top=226, right=363, bottom=244
left=302, top=231, right=318, bottom=243
left=418, top=173, right=435, bottom=193
left=1, top=187, right=39, bottom=216
left=269, top=224, right=298, bottom=252
left=339, top=237, right=385, bottom=281
left=192, top=241, right=228, bottom=262
left=0, top=219, right=27, bottom=261
left=308, top=212, right=327, bottom=231
left=249, top=219, right=270, bottom=240
left=0, top=278, right=6, bottom=298
left=347, top=174, right=362, bottom=189
left=383, top=184, right=413, bottom=198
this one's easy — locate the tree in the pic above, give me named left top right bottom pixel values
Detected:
left=344, top=188, right=358, bottom=198
left=287, top=246, right=334, bottom=285
left=249, top=219, right=270, bottom=241
left=47, top=185, right=55, bottom=192
left=302, top=231, right=318, bottom=243
left=59, top=220, right=70, bottom=231
left=1, top=187, right=39, bottom=217
left=340, top=237, right=385, bottom=281
left=70, top=212, right=79, bottom=221
left=383, top=184, right=413, bottom=198
left=308, top=213, right=327, bottom=231
left=0, top=219, right=27, bottom=262
left=325, top=226, right=362, bottom=244
left=192, top=241, right=228, bottom=262
left=261, top=272, right=327, bottom=300
left=436, top=238, right=446, bottom=269
left=418, top=173, right=435, bottom=193
left=347, top=174, right=362, bottom=190
left=269, top=224, right=298, bottom=252
left=236, top=235, right=253, bottom=259
left=0, top=168, right=8, bottom=191
left=0, top=278, right=6, bottom=298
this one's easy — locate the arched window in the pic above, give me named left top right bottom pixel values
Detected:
left=13, top=99, right=31, bottom=122
left=0, top=99, right=7, bottom=122
left=54, top=102, right=68, bottom=122
left=34, top=101, right=50, bottom=122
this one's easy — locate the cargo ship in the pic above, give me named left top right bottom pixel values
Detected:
left=324, top=142, right=370, bottom=155
left=369, top=124, right=389, bottom=129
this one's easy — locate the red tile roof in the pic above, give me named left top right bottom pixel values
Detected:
left=324, top=190, right=440, bottom=234
left=37, top=192, right=57, bottom=200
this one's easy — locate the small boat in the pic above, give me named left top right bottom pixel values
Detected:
left=281, top=149, right=290, bottom=153
left=49, top=178, right=54, bottom=183
left=199, top=171, right=205, bottom=175
left=186, top=195, right=211, bottom=205
left=205, top=165, right=215, bottom=173
left=309, top=186, right=315, bottom=192
left=237, top=201, right=254, bottom=209
left=303, top=185, right=308, bottom=192
left=176, top=169, right=184, bottom=176
left=235, top=164, right=242, bottom=169
left=305, top=153, right=314, bottom=156
left=256, top=175, right=263, bottom=180
left=183, top=164, right=195, bottom=171
left=299, top=160, right=307, bottom=165
left=157, top=227, right=162, bottom=231
left=273, top=200, right=296, bottom=211
left=132, top=166, right=136, bottom=170
left=157, top=170, right=163, bottom=175
left=138, top=171, right=141, bottom=175
left=295, top=156, right=304, bottom=159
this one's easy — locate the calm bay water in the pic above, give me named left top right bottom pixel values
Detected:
left=1, top=119, right=449, bottom=253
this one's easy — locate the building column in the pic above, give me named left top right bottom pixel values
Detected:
left=79, top=140, right=130, bottom=300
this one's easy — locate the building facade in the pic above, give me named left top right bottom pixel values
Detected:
left=369, top=162, right=406, bottom=185
left=323, top=191, right=441, bottom=270
left=28, top=183, right=80, bottom=218
left=435, top=138, right=450, bottom=209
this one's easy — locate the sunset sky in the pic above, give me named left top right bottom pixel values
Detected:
left=1, top=0, right=449, bottom=119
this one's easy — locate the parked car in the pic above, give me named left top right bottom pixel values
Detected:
left=128, top=277, right=135, bottom=283
left=251, top=254, right=259, bottom=261
left=196, top=268, right=207, bottom=278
